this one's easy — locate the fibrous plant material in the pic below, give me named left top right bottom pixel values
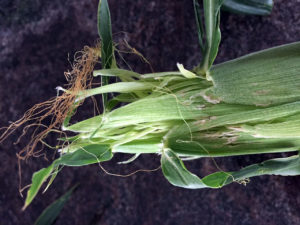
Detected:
left=1, top=0, right=300, bottom=209
left=0, top=45, right=100, bottom=160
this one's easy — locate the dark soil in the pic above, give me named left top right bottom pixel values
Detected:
left=1, top=0, right=300, bottom=224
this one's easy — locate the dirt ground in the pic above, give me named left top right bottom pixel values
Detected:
left=1, top=0, right=300, bottom=224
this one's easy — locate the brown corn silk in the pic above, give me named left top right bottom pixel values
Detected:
left=0, top=45, right=100, bottom=160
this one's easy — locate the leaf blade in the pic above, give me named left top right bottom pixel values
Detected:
left=194, top=0, right=224, bottom=75
left=97, top=0, right=113, bottom=69
left=34, top=185, right=78, bottom=225
left=161, top=148, right=206, bottom=188
left=202, top=155, right=300, bottom=187
left=97, top=0, right=115, bottom=109
left=58, top=144, right=113, bottom=166
left=24, top=145, right=112, bottom=209
left=23, top=164, right=54, bottom=210
left=222, top=0, right=273, bottom=15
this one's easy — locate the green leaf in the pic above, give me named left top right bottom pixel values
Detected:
left=194, top=0, right=224, bottom=75
left=57, top=144, right=113, bottom=166
left=34, top=185, right=78, bottom=225
left=161, top=148, right=206, bottom=188
left=97, top=0, right=114, bottom=109
left=23, top=145, right=112, bottom=209
left=202, top=154, right=300, bottom=187
left=23, top=164, right=54, bottom=210
left=202, top=171, right=231, bottom=188
left=210, top=42, right=300, bottom=106
left=193, top=0, right=205, bottom=52
left=222, top=0, right=273, bottom=15
left=161, top=149, right=300, bottom=189
left=43, top=167, right=59, bottom=194
left=98, top=0, right=113, bottom=69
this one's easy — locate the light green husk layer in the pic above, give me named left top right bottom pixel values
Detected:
left=64, top=42, right=300, bottom=156
left=24, top=42, right=300, bottom=209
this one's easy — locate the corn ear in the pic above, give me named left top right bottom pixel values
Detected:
left=24, top=42, right=300, bottom=207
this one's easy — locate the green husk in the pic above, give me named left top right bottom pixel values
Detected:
left=64, top=41, right=300, bottom=160
left=210, top=42, right=300, bottom=106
